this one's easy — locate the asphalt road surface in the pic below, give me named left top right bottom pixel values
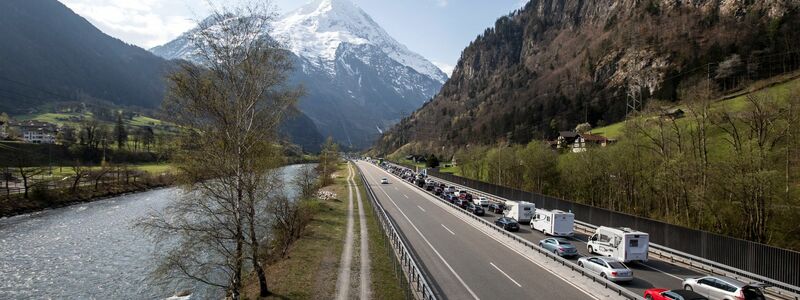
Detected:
left=357, top=161, right=606, bottom=300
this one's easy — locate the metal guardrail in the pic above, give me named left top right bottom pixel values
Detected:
left=377, top=162, right=642, bottom=300
left=357, top=166, right=438, bottom=300
left=415, top=166, right=800, bottom=300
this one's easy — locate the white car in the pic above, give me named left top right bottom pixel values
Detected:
left=474, top=196, right=490, bottom=207
left=682, top=276, right=766, bottom=300
left=380, top=178, right=389, bottom=184
left=577, top=256, right=633, bottom=282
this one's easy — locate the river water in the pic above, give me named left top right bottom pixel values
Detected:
left=0, top=164, right=310, bottom=299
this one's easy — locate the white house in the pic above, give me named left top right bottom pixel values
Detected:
left=11, top=120, right=58, bottom=144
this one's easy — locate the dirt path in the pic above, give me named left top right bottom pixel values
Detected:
left=335, top=164, right=356, bottom=300
left=352, top=164, right=372, bottom=299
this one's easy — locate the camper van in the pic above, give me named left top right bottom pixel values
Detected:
left=503, top=201, right=535, bottom=223
left=530, top=209, right=574, bottom=236
left=587, top=226, right=649, bottom=263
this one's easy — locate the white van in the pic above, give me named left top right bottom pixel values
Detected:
left=503, top=201, right=535, bottom=223
left=530, top=209, right=574, bottom=236
left=587, top=226, right=649, bottom=263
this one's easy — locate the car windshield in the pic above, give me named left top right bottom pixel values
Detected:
left=607, top=262, right=626, bottom=269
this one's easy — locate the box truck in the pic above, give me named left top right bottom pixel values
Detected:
left=587, top=226, right=649, bottom=263
left=530, top=209, right=574, bottom=236
left=503, top=201, right=535, bottom=223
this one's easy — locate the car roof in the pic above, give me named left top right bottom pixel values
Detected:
left=703, top=276, right=746, bottom=288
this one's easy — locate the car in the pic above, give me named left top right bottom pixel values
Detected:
left=495, top=217, right=520, bottom=232
left=443, top=193, right=455, bottom=203
left=682, top=276, right=766, bottom=300
left=644, top=289, right=708, bottom=300
left=380, top=178, right=389, bottom=184
left=455, top=198, right=470, bottom=209
left=474, top=196, right=490, bottom=207
left=576, top=256, right=633, bottom=282
left=467, top=202, right=485, bottom=216
left=488, top=203, right=505, bottom=214
left=538, top=238, right=579, bottom=257
left=433, top=187, right=443, bottom=196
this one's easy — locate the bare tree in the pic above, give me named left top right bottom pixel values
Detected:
left=70, top=160, right=90, bottom=193
left=291, top=164, right=318, bottom=200
left=138, top=3, right=298, bottom=299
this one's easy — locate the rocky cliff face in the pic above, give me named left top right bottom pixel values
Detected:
left=375, top=0, right=800, bottom=154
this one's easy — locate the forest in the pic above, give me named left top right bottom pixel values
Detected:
left=448, top=84, right=800, bottom=251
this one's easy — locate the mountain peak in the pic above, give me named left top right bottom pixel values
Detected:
left=300, top=0, right=360, bottom=15
left=272, top=0, right=447, bottom=82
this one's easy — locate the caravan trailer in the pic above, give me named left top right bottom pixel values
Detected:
left=503, top=201, right=535, bottom=223
left=530, top=209, right=574, bottom=236
left=587, top=226, right=649, bottom=263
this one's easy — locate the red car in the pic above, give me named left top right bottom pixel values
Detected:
left=644, top=288, right=708, bottom=300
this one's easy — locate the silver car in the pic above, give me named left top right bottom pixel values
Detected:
left=682, top=276, right=766, bottom=300
left=577, top=256, right=633, bottom=282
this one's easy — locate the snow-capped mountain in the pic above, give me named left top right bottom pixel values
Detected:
left=273, top=0, right=447, bottom=83
left=151, top=0, right=446, bottom=149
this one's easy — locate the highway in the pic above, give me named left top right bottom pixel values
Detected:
left=426, top=176, right=703, bottom=295
left=356, top=161, right=624, bottom=300
left=391, top=164, right=784, bottom=300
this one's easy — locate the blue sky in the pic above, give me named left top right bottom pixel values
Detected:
left=59, top=0, right=526, bottom=75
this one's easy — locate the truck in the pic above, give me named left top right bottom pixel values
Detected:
left=503, top=201, right=535, bottom=223
left=530, top=209, right=574, bottom=236
left=587, top=226, right=649, bottom=263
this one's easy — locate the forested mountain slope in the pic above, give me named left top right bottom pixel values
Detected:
left=375, top=0, right=800, bottom=154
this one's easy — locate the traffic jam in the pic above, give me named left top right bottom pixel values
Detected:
left=369, top=159, right=768, bottom=300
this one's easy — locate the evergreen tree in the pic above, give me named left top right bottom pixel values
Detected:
left=114, top=113, right=128, bottom=149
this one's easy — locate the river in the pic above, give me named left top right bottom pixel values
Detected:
left=0, top=164, right=311, bottom=299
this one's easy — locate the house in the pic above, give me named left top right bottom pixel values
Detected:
left=661, top=108, right=685, bottom=119
left=10, top=120, right=58, bottom=144
left=556, top=131, right=579, bottom=149
left=572, top=133, right=611, bottom=153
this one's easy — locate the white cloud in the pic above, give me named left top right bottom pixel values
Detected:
left=59, top=0, right=204, bottom=48
left=434, top=0, right=448, bottom=7
left=433, top=61, right=454, bottom=77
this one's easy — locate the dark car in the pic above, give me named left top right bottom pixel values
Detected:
left=467, top=202, right=485, bottom=216
left=446, top=194, right=457, bottom=203
left=455, top=199, right=470, bottom=209
left=425, top=183, right=435, bottom=191
left=488, top=203, right=505, bottom=214
left=415, top=178, right=425, bottom=187
left=434, top=187, right=443, bottom=196
left=464, top=193, right=473, bottom=201
left=495, top=217, right=520, bottom=232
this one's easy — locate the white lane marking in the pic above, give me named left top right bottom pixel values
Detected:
left=417, top=205, right=426, bottom=212
left=363, top=168, right=480, bottom=300
left=638, top=262, right=685, bottom=281
left=490, top=262, right=522, bottom=288
left=403, top=194, right=409, bottom=199
left=373, top=166, right=603, bottom=300
left=441, top=224, right=455, bottom=235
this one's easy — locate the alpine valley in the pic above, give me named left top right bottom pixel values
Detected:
left=151, top=0, right=447, bottom=150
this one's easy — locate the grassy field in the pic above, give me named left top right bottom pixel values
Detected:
left=17, top=111, right=178, bottom=136
left=43, top=163, right=173, bottom=178
left=593, top=75, right=800, bottom=139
